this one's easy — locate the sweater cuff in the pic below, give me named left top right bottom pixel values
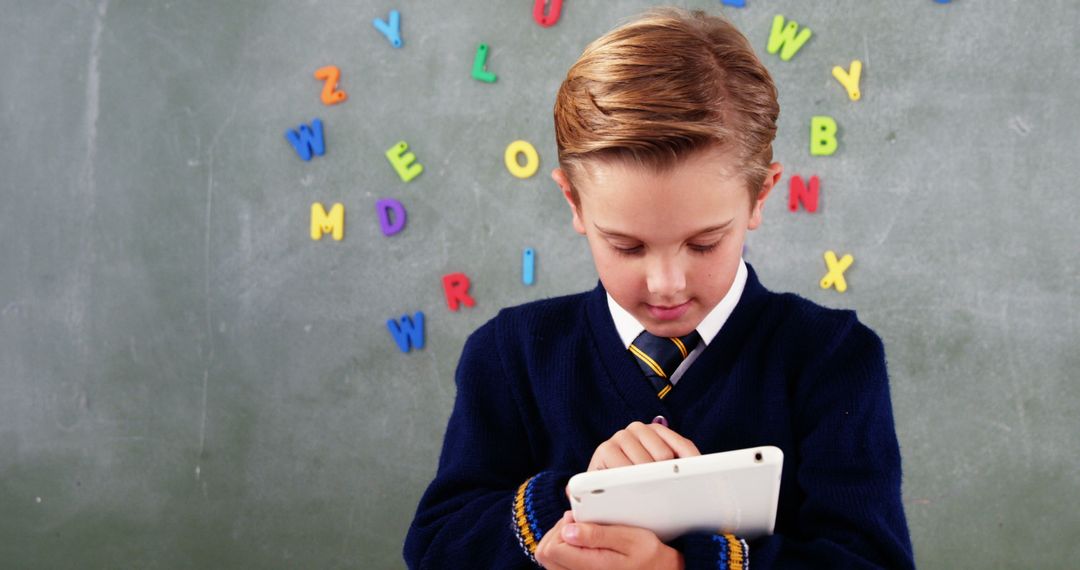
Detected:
left=671, top=532, right=750, bottom=570
left=512, top=471, right=572, bottom=565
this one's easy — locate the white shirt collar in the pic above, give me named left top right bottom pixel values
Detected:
left=607, top=259, right=748, bottom=348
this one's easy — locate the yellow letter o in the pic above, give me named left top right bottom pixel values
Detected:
left=504, top=140, right=539, bottom=179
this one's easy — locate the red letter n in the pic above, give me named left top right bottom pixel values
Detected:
left=442, top=272, right=476, bottom=311
left=789, top=175, right=820, bottom=213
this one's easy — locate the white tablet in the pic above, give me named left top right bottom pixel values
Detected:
left=567, top=446, right=783, bottom=542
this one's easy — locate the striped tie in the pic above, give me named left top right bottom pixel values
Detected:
left=629, top=330, right=702, bottom=399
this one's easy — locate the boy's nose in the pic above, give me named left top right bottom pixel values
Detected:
left=645, top=257, right=686, bottom=297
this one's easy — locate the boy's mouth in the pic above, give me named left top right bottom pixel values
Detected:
left=645, top=300, right=692, bottom=321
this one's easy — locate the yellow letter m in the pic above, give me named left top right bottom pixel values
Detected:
left=311, top=202, right=344, bottom=241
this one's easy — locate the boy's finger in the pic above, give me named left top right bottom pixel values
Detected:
left=612, top=429, right=655, bottom=464
left=562, top=522, right=645, bottom=553
left=627, top=422, right=678, bottom=461
left=545, top=541, right=612, bottom=570
left=589, top=444, right=633, bottom=471
left=536, top=541, right=574, bottom=570
left=649, top=423, right=701, bottom=457
left=562, top=521, right=603, bottom=547
left=602, top=447, right=634, bottom=469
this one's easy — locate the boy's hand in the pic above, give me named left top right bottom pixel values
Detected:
left=535, top=510, right=684, bottom=570
left=587, top=421, right=700, bottom=471
left=562, top=421, right=700, bottom=501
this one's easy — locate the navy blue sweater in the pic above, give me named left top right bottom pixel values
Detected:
left=404, top=264, right=913, bottom=569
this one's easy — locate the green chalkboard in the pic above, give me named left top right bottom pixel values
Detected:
left=1, top=1, right=1078, bottom=567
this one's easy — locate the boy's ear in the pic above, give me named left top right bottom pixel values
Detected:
left=552, top=168, right=587, bottom=235
left=748, top=162, right=783, bottom=230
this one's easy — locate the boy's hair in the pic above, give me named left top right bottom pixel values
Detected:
left=554, top=7, right=779, bottom=207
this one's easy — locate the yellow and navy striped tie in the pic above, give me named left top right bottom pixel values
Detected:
left=629, top=330, right=702, bottom=399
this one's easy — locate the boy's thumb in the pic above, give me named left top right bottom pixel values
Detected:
left=562, top=522, right=599, bottom=547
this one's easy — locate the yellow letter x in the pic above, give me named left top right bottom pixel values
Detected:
left=820, top=251, right=854, bottom=293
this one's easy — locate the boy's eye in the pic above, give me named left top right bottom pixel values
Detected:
left=611, top=244, right=644, bottom=256
left=688, top=241, right=720, bottom=254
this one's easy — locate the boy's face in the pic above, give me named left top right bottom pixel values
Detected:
left=554, top=147, right=782, bottom=338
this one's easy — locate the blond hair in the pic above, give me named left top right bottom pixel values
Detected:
left=554, top=7, right=779, bottom=206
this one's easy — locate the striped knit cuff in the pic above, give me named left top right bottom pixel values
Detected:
left=715, top=533, right=750, bottom=570
left=511, top=471, right=570, bottom=565
left=672, top=532, right=750, bottom=570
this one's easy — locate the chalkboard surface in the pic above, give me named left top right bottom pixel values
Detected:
left=2, top=1, right=1078, bottom=568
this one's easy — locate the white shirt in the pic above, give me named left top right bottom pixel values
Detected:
left=607, top=259, right=748, bottom=385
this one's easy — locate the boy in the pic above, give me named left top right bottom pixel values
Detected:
left=405, top=7, right=913, bottom=569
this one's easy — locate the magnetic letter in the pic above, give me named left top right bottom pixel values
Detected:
left=442, top=273, right=476, bottom=312
left=311, top=202, right=344, bottom=241
left=533, top=0, right=563, bottom=27
left=832, top=60, right=863, bottom=101
left=471, top=43, right=497, bottom=83
left=373, top=9, right=403, bottom=48
left=285, top=119, right=326, bottom=161
left=820, top=251, right=854, bottom=293
left=788, top=175, right=820, bottom=213
left=523, top=248, right=536, bottom=286
left=387, top=312, right=425, bottom=353
left=810, top=116, right=838, bottom=156
left=505, top=140, right=540, bottom=179
left=766, top=15, right=812, bottom=61
left=376, top=198, right=407, bottom=236
left=385, top=141, right=424, bottom=182
left=313, top=66, right=347, bottom=105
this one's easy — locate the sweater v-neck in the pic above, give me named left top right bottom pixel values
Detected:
left=585, top=263, right=771, bottom=427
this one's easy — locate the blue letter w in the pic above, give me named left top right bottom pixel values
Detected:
left=285, top=118, right=325, bottom=161
left=387, top=312, right=425, bottom=353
